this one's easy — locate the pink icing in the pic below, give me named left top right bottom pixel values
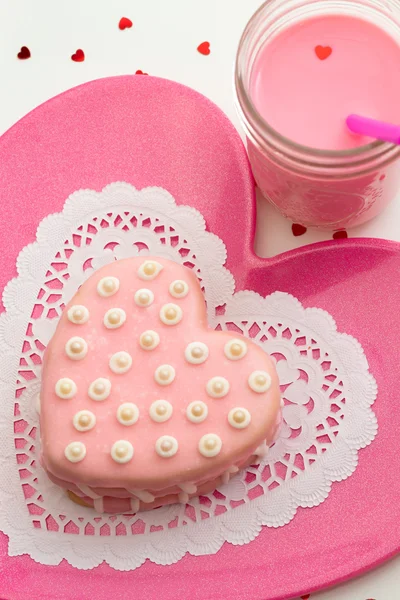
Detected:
left=40, top=257, right=281, bottom=500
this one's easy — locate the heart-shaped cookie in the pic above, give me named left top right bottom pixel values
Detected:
left=40, top=257, right=281, bottom=512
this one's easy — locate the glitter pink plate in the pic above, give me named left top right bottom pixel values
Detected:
left=0, top=76, right=399, bottom=600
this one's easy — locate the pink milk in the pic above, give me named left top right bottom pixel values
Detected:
left=251, top=15, right=400, bottom=151
left=235, top=0, right=400, bottom=229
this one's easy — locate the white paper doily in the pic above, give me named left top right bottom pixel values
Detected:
left=0, top=183, right=377, bottom=570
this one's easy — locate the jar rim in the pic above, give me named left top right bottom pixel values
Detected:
left=235, top=0, right=400, bottom=167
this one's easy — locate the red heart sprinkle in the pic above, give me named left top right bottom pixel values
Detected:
left=300, top=595, right=311, bottom=599
left=17, top=46, right=31, bottom=60
left=333, top=230, right=348, bottom=239
left=292, top=223, right=307, bottom=237
left=119, top=17, right=133, bottom=30
left=71, top=49, right=85, bottom=62
left=315, top=45, right=332, bottom=60
left=135, top=70, right=148, bottom=75
left=197, top=41, right=211, bottom=56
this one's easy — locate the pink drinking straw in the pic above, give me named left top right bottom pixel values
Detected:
left=347, top=114, right=400, bottom=144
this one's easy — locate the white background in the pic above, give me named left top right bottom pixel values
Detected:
left=0, top=0, right=399, bottom=597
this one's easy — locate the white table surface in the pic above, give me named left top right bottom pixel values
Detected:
left=0, top=1, right=399, bottom=598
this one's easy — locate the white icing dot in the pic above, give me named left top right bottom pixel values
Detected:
left=65, top=441, right=86, bottom=463
left=224, top=338, right=248, bottom=361
left=109, top=351, right=132, bottom=374
left=65, top=337, right=88, bottom=361
left=184, top=342, right=209, bottom=365
left=67, top=305, right=90, bottom=325
left=116, top=403, right=140, bottom=426
left=198, top=434, right=222, bottom=458
left=154, top=364, right=176, bottom=386
left=155, top=435, right=178, bottom=458
left=139, top=330, right=160, bottom=351
left=169, top=280, right=189, bottom=299
left=134, top=288, right=154, bottom=307
left=73, top=410, right=96, bottom=432
left=248, top=370, right=272, bottom=393
left=55, top=377, right=77, bottom=399
left=97, top=276, right=120, bottom=297
left=111, top=440, right=134, bottom=463
left=88, top=378, right=111, bottom=401
left=149, top=400, right=173, bottom=423
left=159, top=303, right=183, bottom=326
left=186, top=401, right=208, bottom=423
left=103, top=308, right=126, bottom=329
left=228, top=407, right=251, bottom=429
left=137, top=260, right=163, bottom=281
left=206, top=376, right=230, bottom=399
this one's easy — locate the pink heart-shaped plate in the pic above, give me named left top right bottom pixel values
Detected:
left=0, top=76, right=398, bottom=600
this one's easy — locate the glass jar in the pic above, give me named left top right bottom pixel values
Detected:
left=235, top=0, right=400, bottom=229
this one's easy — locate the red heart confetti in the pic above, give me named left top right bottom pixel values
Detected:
left=333, top=230, right=348, bottom=239
left=315, top=45, right=332, bottom=60
left=17, top=46, right=31, bottom=60
left=71, top=49, right=85, bottom=63
left=292, top=223, right=307, bottom=237
left=197, top=41, right=211, bottom=56
left=119, top=17, right=133, bottom=30
left=135, top=70, right=148, bottom=75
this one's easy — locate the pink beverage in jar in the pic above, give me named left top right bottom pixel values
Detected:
left=235, top=0, right=400, bottom=229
